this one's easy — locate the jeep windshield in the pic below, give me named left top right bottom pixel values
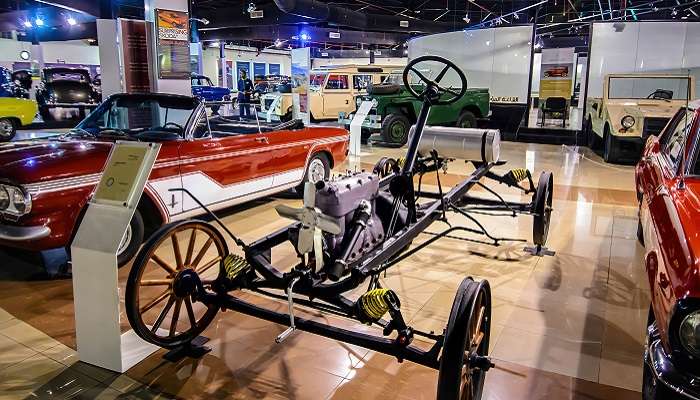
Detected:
left=382, top=69, right=431, bottom=86
left=71, top=95, right=197, bottom=141
left=608, top=76, right=691, bottom=100
left=309, top=73, right=327, bottom=91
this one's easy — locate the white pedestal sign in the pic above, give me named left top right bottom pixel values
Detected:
left=349, top=100, right=376, bottom=156
left=71, top=141, right=161, bottom=372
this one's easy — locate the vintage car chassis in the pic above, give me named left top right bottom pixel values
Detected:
left=124, top=56, right=554, bottom=399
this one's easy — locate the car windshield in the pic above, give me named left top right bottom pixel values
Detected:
left=608, top=76, right=690, bottom=100
left=73, top=96, right=196, bottom=140
left=310, top=73, right=327, bottom=90
left=46, top=71, right=90, bottom=83
left=192, top=77, right=213, bottom=86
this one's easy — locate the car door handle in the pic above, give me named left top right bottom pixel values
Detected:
left=255, top=136, right=269, bottom=144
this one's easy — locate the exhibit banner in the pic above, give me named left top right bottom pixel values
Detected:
left=291, top=47, right=311, bottom=124
left=155, top=9, right=190, bottom=79
left=539, top=47, right=574, bottom=104
left=119, top=19, right=151, bottom=93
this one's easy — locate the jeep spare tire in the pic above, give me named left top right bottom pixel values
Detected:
left=368, top=83, right=401, bottom=95
left=381, top=113, right=411, bottom=145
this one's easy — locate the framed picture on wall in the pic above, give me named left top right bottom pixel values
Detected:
left=269, top=63, right=281, bottom=76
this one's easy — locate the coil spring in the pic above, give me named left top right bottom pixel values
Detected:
left=509, top=168, right=529, bottom=183
left=396, top=157, right=406, bottom=169
left=223, top=254, right=249, bottom=280
left=357, top=289, right=399, bottom=323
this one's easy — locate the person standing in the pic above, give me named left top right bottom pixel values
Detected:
left=237, top=70, right=254, bottom=119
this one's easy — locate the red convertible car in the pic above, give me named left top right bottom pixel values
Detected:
left=636, top=101, right=700, bottom=399
left=0, top=93, right=349, bottom=271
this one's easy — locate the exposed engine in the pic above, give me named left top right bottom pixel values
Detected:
left=314, top=172, right=406, bottom=281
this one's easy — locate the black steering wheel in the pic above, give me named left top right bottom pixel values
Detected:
left=162, top=122, right=184, bottom=131
left=403, top=55, right=468, bottom=105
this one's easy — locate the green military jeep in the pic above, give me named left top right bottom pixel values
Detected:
left=339, top=71, right=490, bottom=145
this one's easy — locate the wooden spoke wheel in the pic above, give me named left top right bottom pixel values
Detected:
left=125, top=220, right=228, bottom=349
left=532, top=171, right=554, bottom=246
left=437, top=278, right=492, bottom=400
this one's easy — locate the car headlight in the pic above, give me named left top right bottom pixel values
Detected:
left=680, top=311, right=700, bottom=357
left=621, top=115, right=635, bottom=129
left=12, top=189, right=28, bottom=214
left=0, top=184, right=31, bottom=216
left=0, top=186, right=9, bottom=210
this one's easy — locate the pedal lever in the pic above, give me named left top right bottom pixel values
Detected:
left=276, top=276, right=301, bottom=344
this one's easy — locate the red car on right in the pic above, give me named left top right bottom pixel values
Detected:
left=636, top=100, right=700, bottom=399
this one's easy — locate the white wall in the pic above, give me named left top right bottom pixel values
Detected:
left=0, top=38, right=98, bottom=69
left=201, top=46, right=291, bottom=83
left=312, top=57, right=407, bottom=69
left=588, top=21, right=700, bottom=98
left=408, top=25, right=533, bottom=104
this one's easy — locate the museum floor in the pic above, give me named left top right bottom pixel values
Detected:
left=0, top=140, right=645, bottom=399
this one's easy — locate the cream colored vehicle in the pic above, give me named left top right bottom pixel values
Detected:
left=258, top=65, right=390, bottom=121
left=585, top=73, right=694, bottom=163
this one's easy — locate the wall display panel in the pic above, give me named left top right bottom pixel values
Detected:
left=253, top=62, right=266, bottom=79
left=407, top=25, right=533, bottom=104
left=588, top=22, right=700, bottom=99
left=269, top=63, right=281, bottom=75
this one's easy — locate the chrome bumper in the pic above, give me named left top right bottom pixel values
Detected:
left=0, top=224, right=51, bottom=241
left=646, top=325, right=700, bottom=400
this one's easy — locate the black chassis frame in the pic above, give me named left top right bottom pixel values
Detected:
left=184, top=82, right=541, bottom=372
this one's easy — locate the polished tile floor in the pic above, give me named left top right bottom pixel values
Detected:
left=0, top=140, right=646, bottom=399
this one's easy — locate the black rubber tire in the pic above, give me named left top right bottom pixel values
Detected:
left=295, top=153, right=330, bottom=197
left=603, top=127, right=620, bottom=163
left=532, top=171, right=554, bottom=247
left=117, top=209, right=145, bottom=267
left=282, top=111, right=293, bottom=122
left=456, top=110, right=477, bottom=128
left=39, top=106, right=53, bottom=122
left=125, top=220, right=225, bottom=349
left=0, top=118, right=17, bottom=142
left=585, top=117, right=600, bottom=150
left=368, top=83, right=401, bottom=95
left=381, top=113, right=411, bottom=145
left=436, top=277, right=491, bottom=400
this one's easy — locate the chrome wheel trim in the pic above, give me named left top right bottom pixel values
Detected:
left=308, top=158, right=326, bottom=183
left=118, top=224, right=133, bottom=256
left=0, top=120, right=13, bottom=138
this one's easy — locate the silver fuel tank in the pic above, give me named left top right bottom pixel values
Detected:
left=411, top=126, right=500, bottom=163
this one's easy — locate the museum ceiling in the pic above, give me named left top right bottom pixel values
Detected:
left=1, top=0, right=699, bottom=48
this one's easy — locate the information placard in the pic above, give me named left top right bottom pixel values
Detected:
left=92, top=142, right=160, bottom=210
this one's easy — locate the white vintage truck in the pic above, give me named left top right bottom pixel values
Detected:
left=584, top=73, right=695, bottom=163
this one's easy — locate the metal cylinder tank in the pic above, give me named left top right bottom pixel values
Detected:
left=412, top=126, right=500, bottom=163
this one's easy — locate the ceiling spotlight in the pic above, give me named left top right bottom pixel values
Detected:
left=22, top=20, right=32, bottom=28
left=653, top=6, right=658, bottom=11
left=513, top=12, right=519, bottom=20
left=247, top=2, right=256, bottom=13
left=34, top=17, right=44, bottom=26
left=672, top=8, right=678, bottom=16
left=67, top=16, right=76, bottom=26
left=274, top=39, right=282, bottom=48
left=463, top=14, right=470, bottom=23
left=403, top=49, right=408, bottom=55
left=300, top=33, right=310, bottom=41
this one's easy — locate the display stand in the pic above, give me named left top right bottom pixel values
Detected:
left=71, top=142, right=161, bottom=373
left=349, top=100, right=376, bottom=156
